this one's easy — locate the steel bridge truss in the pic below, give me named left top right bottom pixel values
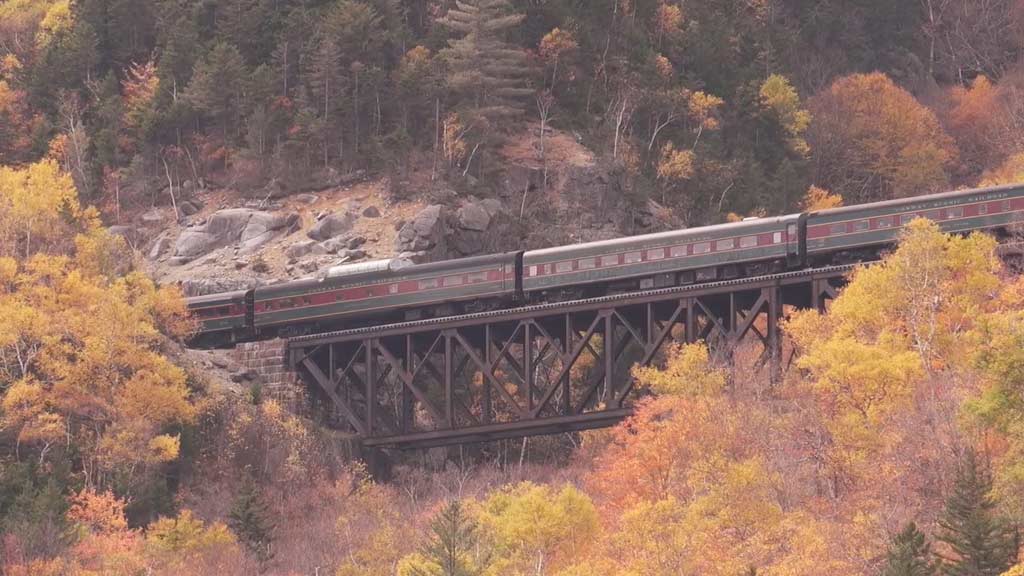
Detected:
left=288, top=265, right=853, bottom=449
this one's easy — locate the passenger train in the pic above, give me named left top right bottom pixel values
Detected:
left=186, top=183, right=1024, bottom=346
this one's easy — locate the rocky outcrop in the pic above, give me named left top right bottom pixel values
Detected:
left=395, top=204, right=448, bottom=260
left=394, top=198, right=511, bottom=260
left=172, top=209, right=297, bottom=261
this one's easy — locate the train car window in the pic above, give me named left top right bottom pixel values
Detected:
left=625, top=252, right=643, bottom=263
left=389, top=284, right=399, bottom=294
left=418, top=278, right=440, bottom=290
left=877, top=217, right=892, bottom=228
left=716, top=239, right=735, bottom=251
left=443, top=275, right=464, bottom=287
left=578, top=257, right=597, bottom=269
left=334, top=292, right=344, bottom=302
left=528, top=266, right=538, bottom=276
left=600, top=255, right=618, bottom=266
left=670, top=245, right=687, bottom=257
left=648, top=248, right=666, bottom=260
left=949, top=207, right=964, bottom=218
left=900, top=214, right=916, bottom=225
left=555, top=261, right=574, bottom=273
left=979, top=203, right=988, bottom=215
left=1003, top=200, right=1012, bottom=212
left=831, top=223, right=847, bottom=235
left=854, top=220, right=870, bottom=232
left=739, top=236, right=758, bottom=248
left=773, top=232, right=783, bottom=244
left=693, top=242, right=711, bottom=254
left=467, top=272, right=489, bottom=283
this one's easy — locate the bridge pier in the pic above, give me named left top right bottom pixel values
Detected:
left=289, top=266, right=854, bottom=449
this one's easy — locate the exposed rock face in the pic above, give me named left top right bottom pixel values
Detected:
left=173, top=209, right=295, bottom=260
left=308, top=211, right=357, bottom=241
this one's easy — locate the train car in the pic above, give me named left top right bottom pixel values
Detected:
left=185, top=289, right=251, bottom=344
left=805, top=183, right=1024, bottom=263
left=522, top=214, right=803, bottom=298
left=251, top=252, right=520, bottom=335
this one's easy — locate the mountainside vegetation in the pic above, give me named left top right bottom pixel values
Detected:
left=7, top=0, right=1024, bottom=574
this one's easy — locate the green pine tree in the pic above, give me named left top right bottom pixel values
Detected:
left=409, top=499, right=490, bottom=576
left=937, top=450, right=1019, bottom=576
left=882, top=522, right=936, bottom=576
left=186, top=42, right=248, bottom=144
left=439, top=0, right=532, bottom=124
left=228, top=475, right=276, bottom=566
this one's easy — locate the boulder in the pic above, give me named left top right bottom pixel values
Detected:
left=412, top=205, right=444, bottom=237
left=285, top=240, right=317, bottom=259
left=480, top=198, right=503, bottom=217
left=337, top=248, right=366, bottom=262
left=395, top=205, right=449, bottom=258
left=239, top=211, right=292, bottom=254
left=295, top=193, right=319, bottom=204
left=347, top=235, right=366, bottom=249
left=173, top=208, right=294, bottom=259
left=148, top=233, right=172, bottom=260
left=320, top=238, right=346, bottom=254
left=452, top=230, right=485, bottom=255
left=362, top=205, right=381, bottom=218
left=178, top=200, right=200, bottom=216
left=308, top=211, right=357, bottom=241
left=457, top=202, right=490, bottom=231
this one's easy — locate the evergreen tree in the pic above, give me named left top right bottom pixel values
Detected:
left=937, top=450, right=1019, bottom=576
left=882, top=522, right=936, bottom=576
left=185, top=42, right=248, bottom=143
left=228, top=475, right=275, bottom=566
left=439, top=0, right=532, bottom=125
left=409, top=499, right=491, bottom=576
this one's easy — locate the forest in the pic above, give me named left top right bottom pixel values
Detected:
left=2, top=0, right=1024, bottom=221
left=5, top=0, right=1024, bottom=574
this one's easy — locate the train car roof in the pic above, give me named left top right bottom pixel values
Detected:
left=809, top=182, right=1024, bottom=218
left=523, top=214, right=800, bottom=258
left=399, top=251, right=518, bottom=275
left=185, top=289, right=249, bottom=306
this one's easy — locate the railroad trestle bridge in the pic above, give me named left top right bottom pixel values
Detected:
left=287, top=265, right=854, bottom=449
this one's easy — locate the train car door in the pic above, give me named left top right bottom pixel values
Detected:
left=785, top=218, right=803, bottom=267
